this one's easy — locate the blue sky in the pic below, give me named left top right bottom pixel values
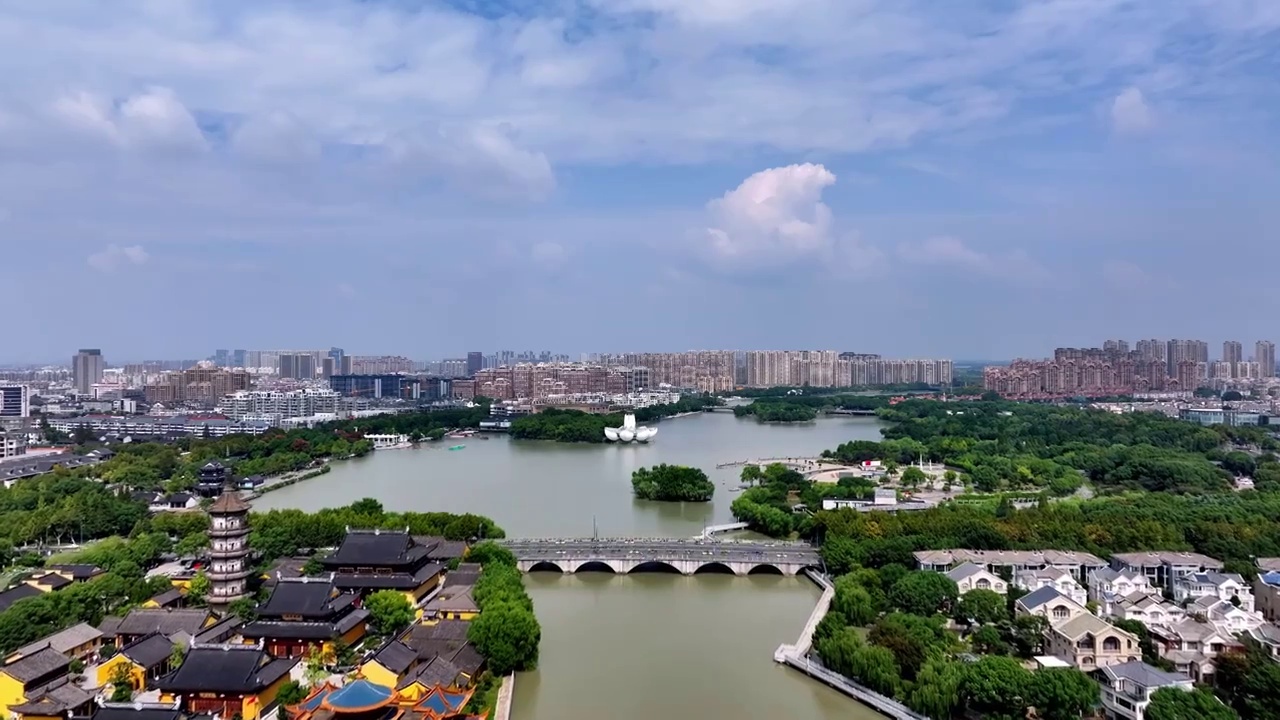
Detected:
left=3, top=0, right=1280, bottom=363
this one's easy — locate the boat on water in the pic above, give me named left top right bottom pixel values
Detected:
left=448, top=444, right=466, bottom=451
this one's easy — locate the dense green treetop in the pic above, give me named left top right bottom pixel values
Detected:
left=630, top=464, right=715, bottom=502
left=466, top=541, right=540, bottom=675
left=1146, top=687, right=1238, bottom=720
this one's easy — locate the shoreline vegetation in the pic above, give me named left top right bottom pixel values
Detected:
left=631, top=464, right=715, bottom=502
left=731, top=399, right=1280, bottom=578
left=743, top=398, right=1280, bottom=720
left=509, top=394, right=722, bottom=443
left=732, top=394, right=895, bottom=423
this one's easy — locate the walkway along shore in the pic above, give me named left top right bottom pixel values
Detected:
left=494, top=673, right=515, bottom=720
left=776, top=570, right=928, bottom=720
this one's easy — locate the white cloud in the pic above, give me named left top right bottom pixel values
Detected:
left=704, top=163, right=838, bottom=270
left=1111, top=87, right=1154, bottom=135
left=87, top=244, right=149, bottom=272
left=386, top=124, right=555, bottom=200
left=53, top=87, right=207, bottom=152
left=1, top=0, right=1270, bottom=167
left=896, top=236, right=1048, bottom=283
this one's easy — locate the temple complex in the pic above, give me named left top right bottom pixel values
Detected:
left=320, top=530, right=444, bottom=608
left=239, top=576, right=369, bottom=658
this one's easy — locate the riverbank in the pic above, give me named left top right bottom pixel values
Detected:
left=776, top=571, right=920, bottom=720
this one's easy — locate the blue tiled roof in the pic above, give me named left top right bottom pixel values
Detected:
left=325, top=680, right=395, bottom=711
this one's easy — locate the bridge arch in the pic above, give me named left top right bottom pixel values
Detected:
left=528, top=561, right=565, bottom=573
left=628, top=560, right=682, bottom=574
left=747, top=563, right=784, bottom=575
left=693, top=561, right=737, bottom=575
left=575, top=561, right=618, bottom=574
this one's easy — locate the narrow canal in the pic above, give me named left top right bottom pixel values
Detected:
left=254, top=412, right=888, bottom=719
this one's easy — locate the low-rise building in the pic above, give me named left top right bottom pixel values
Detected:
left=1172, top=571, right=1253, bottom=611
left=6, top=675, right=95, bottom=720
left=1043, top=613, right=1141, bottom=669
left=1187, top=596, right=1266, bottom=634
left=1015, top=586, right=1089, bottom=626
left=1109, top=551, right=1224, bottom=591
left=913, top=549, right=1106, bottom=582
left=1146, top=619, right=1236, bottom=683
left=98, top=608, right=219, bottom=648
left=7, top=623, right=103, bottom=666
left=156, top=643, right=298, bottom=720
left=360, top=620, right=484, bottom=693
left=1089, top=567, right=1157, bottom=611
left=1015, top=567, right=1088, bottom=607
left=1108, top=592, right=1185, bottom=627
left=238, top=577, right=369, bottom=659
left=1251, top=570, right=1280, bottom=622
left=0, top=585, right=43, bottom=614
left=1095, top=660, right=1193, bottom=720
left=422, top=587, right=479, bottom=622
left=97, top=633, right=180, bottom=693
left=0, top=647, right=73, bottom=717
left=945, top=563, right=1007, bottom=595
left=320, top=530, right=445, bottom=609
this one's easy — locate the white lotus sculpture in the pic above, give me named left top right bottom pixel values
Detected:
left=604, top=413, right=657, bottom=443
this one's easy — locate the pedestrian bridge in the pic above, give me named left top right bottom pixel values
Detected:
left=499, top=538, right=822, bottom=576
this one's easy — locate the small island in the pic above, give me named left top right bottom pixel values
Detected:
left=631, top=464, right=715, bottom=502
left=733, top=401, right=818, bottom=422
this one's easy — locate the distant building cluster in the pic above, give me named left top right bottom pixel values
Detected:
left=743, top=351, right=952, bottom=388
left=470, top=364, right=654, bottom=400
left=602, top=351, right=738, bottom=393
left=984, top=338, right=1277, bottom=397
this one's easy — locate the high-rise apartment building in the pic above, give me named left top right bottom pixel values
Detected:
left=1135, top=339, right=1166, bottom=363
left=1165, top=339, right=1208, bottom=377
left=743, top=350, right=952, bottom=389
left=0, top=385, right=29, bottom=418
left=1222, top=341, right=1243, bottom=366
left=1103, top=340, right=1130, bottom=354
left=277, top=353, right=316, bottom=379
left=72, top=349, right=105, bottom=394
left=232, top=349, right=247, bottom=367
left=1256, top=341, right=1275, bottom=378
left=467, top=352, right=484, bottom=377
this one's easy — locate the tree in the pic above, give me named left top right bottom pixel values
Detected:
left=868, top=612, right=949, bottom=681
left=962, top=655, right=1031, bottom=719
left=467, top=600, right=541, bottom=675
left=109, top=661, right=134, bottom=701
left=955, top=589, right=1006, bottom=625
left=887, top=572, right=958, bottom=617
left=970, top=625, right=1008, bottom=655
left=630, top=464, right=715, bottom=502
left=1007, top=614, right=1049, bottom=658
left=364, top=590, right=414, bottom=635
left=185, top=571, right=211, bottom=606
left=907, top=658, right=964, bottom=720
left=832, top=576, right=879, bottom=626
left=1213, top=643, right=1280, bottom=719
left=276, top=680, right=308, bottom=707
left=1027, top=667, right=1100, bottom=720
left=228, top=597, right=258, bottom=622
left=900, top=466, right=928, bottom=489
left=348, top=498, right=384, bottom=516
left=813, top=611, right=849, bottom=646
left=1146, top=687, right=1238, bottom=720
left=169, top=643, right=186, bottom=671
left=1223, top=390, right=1245, bottom=402
left=303, top=646, right=328, bottom=685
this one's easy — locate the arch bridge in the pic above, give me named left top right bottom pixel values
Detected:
left=499, top=538, right=822, bottom=576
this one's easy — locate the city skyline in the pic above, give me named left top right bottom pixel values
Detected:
left=3, top=3, right=1279, bottom=362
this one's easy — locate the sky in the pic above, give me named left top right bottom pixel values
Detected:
left=4, top=0, right=1280, bottom=364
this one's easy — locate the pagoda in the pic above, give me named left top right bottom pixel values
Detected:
left=206, top=482, right=252, bottom=606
